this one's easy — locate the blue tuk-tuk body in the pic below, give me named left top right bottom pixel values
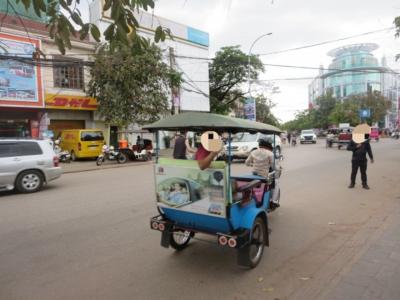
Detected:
left=144, top=112, right=282, bottom=268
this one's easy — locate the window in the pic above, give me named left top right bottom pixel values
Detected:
left=0, top=142, right=42, bottom=157
left=81, top=131, right=104, bottom=141
left=53, top=57, right=85, bottom=89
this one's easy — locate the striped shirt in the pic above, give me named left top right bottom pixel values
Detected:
left=245, top=148, right=274, bottom=178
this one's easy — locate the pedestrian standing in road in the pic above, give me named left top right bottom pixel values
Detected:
left=287, top=132, right=292, bottom=146
left=173, top=132, right=196, bottom=160
left=347, top=136, right=374, bottom=189
left=173, top=132, right=187, bottom=159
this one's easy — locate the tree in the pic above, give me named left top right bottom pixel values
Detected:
left=313, top=91, right=337, bottom=128
left=255, top=95, right=279, bottom=126
left=209, top=46, right=264, bottom=114
left=282, top=109, right=316, bottom=131
left=14, top=0, right=170, bottom=54
left=329, top=92, right=391, bottom=126
left=87, top=41, right=181, bottom=126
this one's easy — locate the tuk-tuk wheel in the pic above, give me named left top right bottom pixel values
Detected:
left=170, top=230, right=193, bottom=251
left=237, top=217, right=266, bottom=268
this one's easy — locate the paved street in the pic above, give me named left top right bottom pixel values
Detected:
left=1, top=139, right=399, bottom=300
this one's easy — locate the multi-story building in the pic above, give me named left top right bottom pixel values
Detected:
left=89, top=0, right=210, bottom=146
left=308, top=43, right=400, bottom=128
left=0, top=1, right=101, bottom=140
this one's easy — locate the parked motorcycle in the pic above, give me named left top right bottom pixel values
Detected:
left=96, top=145, right=127, bottom=166
left=54, top=140, right=71, bottom=163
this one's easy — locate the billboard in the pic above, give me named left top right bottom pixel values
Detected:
left=0, top=33, right=43, bottom=108
left=187, top=27, right=209, bottom=47
left=244, top=98, right=256, bottom=121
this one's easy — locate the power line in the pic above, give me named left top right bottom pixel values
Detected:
left=257, top=27, right=395, bottom=56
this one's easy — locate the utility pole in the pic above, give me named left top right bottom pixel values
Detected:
left=169, top=47, right=180, bottom=115
left=248, top=32, right=272, bottom=121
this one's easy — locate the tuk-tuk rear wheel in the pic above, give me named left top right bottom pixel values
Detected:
left=237, top=217, right=266, bottom=268
left=170, top=230, right=193, bottom=251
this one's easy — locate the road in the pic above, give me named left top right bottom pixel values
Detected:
left=1, top=139, right=399, bottom=300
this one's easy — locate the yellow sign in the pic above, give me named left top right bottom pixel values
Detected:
left=45, top=94, right=98, bottom=110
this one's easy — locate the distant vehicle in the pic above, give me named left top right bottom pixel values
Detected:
left=59, top=129, right=104, bottom=161
left=337, top=127, right=353, bottom=149
left=223, top=132, right=282, bottom=160
left=370, top=127, right=380, bottom=141
left=0, top=139, right=62, bottom=193
left=300, top=129, right=317, bottom=144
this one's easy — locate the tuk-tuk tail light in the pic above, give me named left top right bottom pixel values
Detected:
left=218, top=235, right=228, bottom=246
left=228, top=238, right=237, bottom=248
left=151, top=221, right=159, bottom=230
left=158, top=223, right=165, bottom=231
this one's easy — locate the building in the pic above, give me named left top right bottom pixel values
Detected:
left=308, top=43, right=400, bottom=128
left=0, top=1, right=101, bottom=140
left=89, top=1, right=210, bottom=146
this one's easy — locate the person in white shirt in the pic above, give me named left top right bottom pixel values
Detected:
left=245, top=139, right=274, bottom=178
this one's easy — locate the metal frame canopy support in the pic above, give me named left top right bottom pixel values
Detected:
left=143, top=112, right=282, bottom=135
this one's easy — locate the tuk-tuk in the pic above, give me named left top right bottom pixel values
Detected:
left=144, top=112, right=282, bottom=268
left=117, top=129, right=154, bottom=161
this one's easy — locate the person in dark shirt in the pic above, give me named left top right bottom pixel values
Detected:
left=173, top=133, right=187, bottom=159
left=347, top=139, right=374, bottom=189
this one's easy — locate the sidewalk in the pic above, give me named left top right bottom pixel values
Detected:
left=60, top=149, right=172, bottom=174
left=320, top=200, right=400, bottom=300
left=60, top=159, right=152, bottom=174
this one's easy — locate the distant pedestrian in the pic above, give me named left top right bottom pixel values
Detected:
left=287, top=132, right=292, bottom=146
left=347, top=139, right=374, bottom=189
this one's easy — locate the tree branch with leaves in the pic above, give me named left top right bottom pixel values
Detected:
left=16, top=0, right=170, bottom=54
left=87, top=41, right=181, bottom=127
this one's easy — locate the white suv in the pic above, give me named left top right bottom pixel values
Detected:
left=300, top=129, right=317, bottom=144
left=0, top=139, right=62, bottom=193
left=223, top=133, right=282, bottom=160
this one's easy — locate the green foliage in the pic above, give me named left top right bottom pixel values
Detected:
left=395, top=16, right=400, bottom=60
left=282, top=110, right=316, bottom=131
left=87, top=41, right=182, bottom=126
left=255, top=95, right=279, bottom=126
left=209, top=46, right=264, bottom=115
left=312, top=91, right=337, bottom=128
left=17, top=0, right=170, bottom=54
left=284, top=91, right=391, bottom=130
left=329, top=92, right=391, bottom=126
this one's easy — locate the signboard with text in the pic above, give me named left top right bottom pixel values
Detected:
left=244, top=98, right=256, bottom=121
left=0, top=33, right=43, bottom=108
left=45, top=94, right=98, bottom=110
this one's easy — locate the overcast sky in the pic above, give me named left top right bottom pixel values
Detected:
left=148, top=0, right=400, bottom=122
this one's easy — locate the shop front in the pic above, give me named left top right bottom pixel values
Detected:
left=0, top=108, right=43, bottom=138
left=45, top=93, right=99, bottom=138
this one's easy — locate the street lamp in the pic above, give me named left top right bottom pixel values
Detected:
left=248, top=32, right=272, bottom=121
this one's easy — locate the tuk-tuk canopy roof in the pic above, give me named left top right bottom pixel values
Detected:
left=143, top=112, right=282, bottom=134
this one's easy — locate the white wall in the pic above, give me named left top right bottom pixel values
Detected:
left=89, top=0, right=210, bottom=112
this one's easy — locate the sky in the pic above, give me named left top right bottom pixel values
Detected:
left=146, top=0, right=400, bottom=122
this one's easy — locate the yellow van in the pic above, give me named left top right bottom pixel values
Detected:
left=60, top=129, right=104, bottom=160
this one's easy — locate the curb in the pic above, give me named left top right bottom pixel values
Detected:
left=62, top=160, right=152, bottom=174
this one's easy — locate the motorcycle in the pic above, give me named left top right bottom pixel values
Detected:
left=54, top=139, right=71, bottom=163
left=96, top=145, right=127, bottom=166
left=291, top=137, right=297, bottom=146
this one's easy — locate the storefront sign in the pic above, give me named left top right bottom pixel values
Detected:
left=0, top=33, right=43, bottom=108
left=45, top=94, right=98, bottom=110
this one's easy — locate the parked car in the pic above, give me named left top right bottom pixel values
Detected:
left=300, top=129, right=317, bottom=144
left=0, top=139, right=62, bottom=193
left=59, top=129, right=104, bottom=160
left=223, top=132, right=282, bottom=160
